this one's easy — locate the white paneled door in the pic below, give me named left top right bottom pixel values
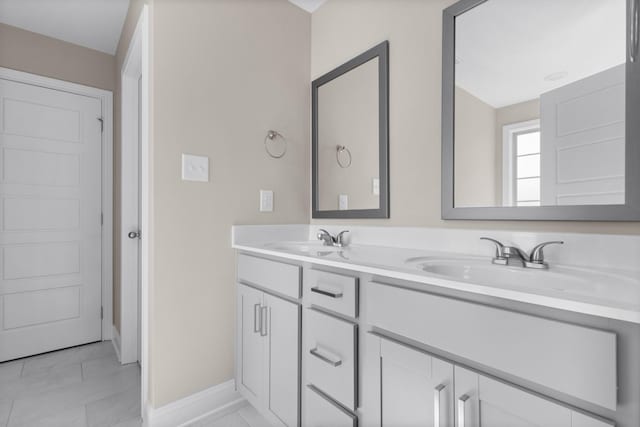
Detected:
left=0, top=78, right=102, bottom=362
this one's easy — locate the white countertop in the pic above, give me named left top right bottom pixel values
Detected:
left=233, top=230, right=640, bottom=324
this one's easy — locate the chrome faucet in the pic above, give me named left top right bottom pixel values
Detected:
left=480, top=237, right=563, bottom=269
left=317, top=229, right=350, bottom=247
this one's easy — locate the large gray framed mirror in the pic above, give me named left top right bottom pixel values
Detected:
left=312, top=41, right=389, bottom=219
left=442, top=0, right=640, bottom=220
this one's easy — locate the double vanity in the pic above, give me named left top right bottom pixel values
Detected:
left=233, top=225, right=640, bottom=427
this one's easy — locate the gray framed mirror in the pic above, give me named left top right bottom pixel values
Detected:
left=442, top=0, right=640, bottom=220
left=312, top=41, right=389, bottom=219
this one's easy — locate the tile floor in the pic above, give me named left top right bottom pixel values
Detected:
left=0, top=341, right=270, bottom=427
left=0, top=341, right=141, bottom=427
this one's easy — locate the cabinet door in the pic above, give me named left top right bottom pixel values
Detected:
left=238, top=284, right=265, bottom=406
left=306, top=385, right=357, bottom=427
left=454, top=367, right=612, bottom=427
left=379, top=337, right=454, bottom=427
left=266, top=293, right=301, bottom=427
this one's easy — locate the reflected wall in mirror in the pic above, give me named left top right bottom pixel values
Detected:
left=450, top=0, right=631, bottom=210
left=443, top=0, right=640, bottom=220
left=312, top=41, right=389, bottom=218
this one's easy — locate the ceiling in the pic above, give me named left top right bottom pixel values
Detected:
left=455, top=0, right=626, bottom=108
left=288, top=0, right=327, bottom=13
left=0, top=0, right=130, bottom=55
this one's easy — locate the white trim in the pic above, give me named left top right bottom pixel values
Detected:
left=120, top=5, right=143, bottom=366
left=502, top=119, right=540, bottom=206
left=0, top=66, right=114, bottom=342
left=143, top=380, right=246, bottom=427
left=120, top=5, right=151, bottom=421
left=112, top=325, right=122, bottom=362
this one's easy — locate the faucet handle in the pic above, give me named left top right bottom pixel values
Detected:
left=528, top=241, right=564, bottom=265
left=317, top=229, right=331, bottom=240
left=480, top=237, right=506, bottom=260
left=336, top=230, right=350, bottom=247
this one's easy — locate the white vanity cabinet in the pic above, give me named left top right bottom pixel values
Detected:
left=237, top=255, right=302, bottom=427
left=454, top=366, right=613, bottom=427
left=373, top=336, right=454, bottom=427
left=234, top=249, right=636, bottom=427
left=365, top=282, right=618, bottom=427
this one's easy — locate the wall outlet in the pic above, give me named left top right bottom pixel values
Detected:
left=339, top=194, right=349, bottom=210
left=260, top=190, right=274, bottom=212
left=182, top=154, right=209, bottom=182
left=372, top=178, right=380, bottom=196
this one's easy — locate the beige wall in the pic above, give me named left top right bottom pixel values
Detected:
left=318, top=57, right=379, bottom=211
left=454, top=86, right=497, bottom=207
left=0, top=23, right=115, bottom=91
left=113, top=0, right=147, bottom=334
left=150, top=0, right=310, bottom=407
left=311, top=0, right=639, bottom=234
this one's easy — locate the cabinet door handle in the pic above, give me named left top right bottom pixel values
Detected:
left=434, top=384, right=445, bottom=427
left=260, top=306, right=268, bottom=336
left=310, top=286, right=343, bottom=298
left=457, top=394, right=469, bottom=427
left=309, top=347, right=342, bottom=367
left=253, top=303, right=261, bottom=333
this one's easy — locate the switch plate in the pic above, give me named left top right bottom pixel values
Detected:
left=372, top=178, right=380, bottom=196
left=182, top=154, right=209, bottom=182
left=260, top=190, right=273, bottom=212
left=339, top=194, right=349, bottom=210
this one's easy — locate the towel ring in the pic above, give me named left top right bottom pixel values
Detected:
left=336, top=145, right=352, bottom=168
left=264, top=130, right=287, bottom=159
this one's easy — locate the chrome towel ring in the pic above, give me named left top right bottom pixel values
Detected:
left=264, top=130, right=287, bottom=159
left=336, top=145, right=352, bottom=168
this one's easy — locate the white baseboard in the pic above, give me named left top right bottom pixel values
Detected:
left=111, top=325, right=121, bottom=362
left=144, top=380, right=246, bottom=427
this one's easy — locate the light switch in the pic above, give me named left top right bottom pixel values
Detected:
left=182, top=154, right=209, bottom=182
left=260, top=190, right=273, bottom=212
left=372, top=178, right=380, bottom=196
left=339, top=194, right=349, bottom=210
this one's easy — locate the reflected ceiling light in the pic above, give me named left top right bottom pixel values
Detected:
left=544, top=71, right=568, bottom=81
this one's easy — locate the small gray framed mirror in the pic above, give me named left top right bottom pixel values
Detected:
left=442, top=0, right=640, bottom=220
left=312, top=41, right=389, bottom=219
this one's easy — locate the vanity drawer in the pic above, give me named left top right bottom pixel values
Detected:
left=305, top=385, right=357, bottom=427
left=237, top=254, right=301, bottom=299
left=366, top=282, right=617, bottom=410
left=306, top=308, right=358, bottom=410
left=305, top=269, right=358, bottom=318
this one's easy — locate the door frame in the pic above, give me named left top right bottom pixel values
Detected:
left=120, top=4, right=150, bottom=417
left=0, top=66, right=114, bottom=342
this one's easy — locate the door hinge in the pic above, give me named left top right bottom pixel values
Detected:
left=100, top=212, right=103, bottom=226
left=97, top=117, right=104, bottom=133
left=101, top=306, right=104, bottom=319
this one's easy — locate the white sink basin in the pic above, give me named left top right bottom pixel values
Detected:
left=264, top=241, right=345, bottom=255
left=417, top=258, right=586, bottom=291
left=408, top=257, right=638, bottom=304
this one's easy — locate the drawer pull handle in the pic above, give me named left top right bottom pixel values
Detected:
left=458, top=394, right=469, bottom=427
left=260, top=306, right=268, bottom=336
left=434, top=384, right=445, bottom=427
left=311, top=286, right=343, bottom=298
left=309, top=347, right=342, bottom=367
left=253, top=303, right=261, bottom=333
